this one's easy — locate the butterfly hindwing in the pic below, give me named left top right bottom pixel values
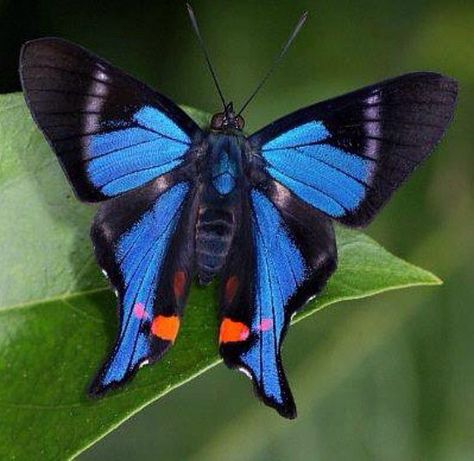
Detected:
left=20, top=38, right=201, bottom=202
left=89, top=175, right=197, bottom=395
left=218, top=182, right=336, bottom=418
left=250, top=72, right=457, bottom=226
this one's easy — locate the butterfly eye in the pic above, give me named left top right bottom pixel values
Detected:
left=211, top=113, right=225, bottom=129
left=235, top=115, right=245, bottom=130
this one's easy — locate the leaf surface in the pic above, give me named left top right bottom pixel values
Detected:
left=0, top=93, right=440, bottom=459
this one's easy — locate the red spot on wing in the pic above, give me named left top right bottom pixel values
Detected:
left=219, top=318, right=249, bottom=344
left=224, top=276, right=239, bottom=304
left=151, top=315, right=180, bottom=342
left=173, top=271, right=186, bottom=300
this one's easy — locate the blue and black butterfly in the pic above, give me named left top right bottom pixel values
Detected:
left=19, top=7, right=457, bottom=418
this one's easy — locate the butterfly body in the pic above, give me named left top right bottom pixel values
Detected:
left=195, top=130, right=247, bottom=283
left=19, top=37, right=457, bottom=418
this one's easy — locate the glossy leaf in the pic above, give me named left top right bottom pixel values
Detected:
left=0, top=93, right=440, bottom=459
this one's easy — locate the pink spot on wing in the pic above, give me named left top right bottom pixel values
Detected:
left=259, top=318, right=273, bottom=331
left=133, top=303, right=148, bottom=319
left=239, top=328, right=250, bottom=341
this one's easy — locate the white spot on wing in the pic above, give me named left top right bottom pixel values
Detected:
left=272, top=182, right=292, bottom=209
left=139, top=359, right=150, bottom=369
left=364, top=93, right=381, bottom=159
left=94, top=67, right=111, bottom=83
left=238, top=367, right=253, bottom=381
left=82, top=67, right=111, bottom=150
left=152, top=175, right=173, bottom=194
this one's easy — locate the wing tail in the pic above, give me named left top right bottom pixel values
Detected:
left=218, top=185, right=336, bottom=418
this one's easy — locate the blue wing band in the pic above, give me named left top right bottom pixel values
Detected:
left=218, top=181, right=337, bottom=418
left=240, top=191, right=306, bottom=404
left=90, top=181, right=192, bottom=393
left=261, top=121, right=373, bottom=217
left=87, top=106, right=191, bottom=196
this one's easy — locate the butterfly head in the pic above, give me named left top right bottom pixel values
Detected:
left=211, top=102, right=245, bottom=131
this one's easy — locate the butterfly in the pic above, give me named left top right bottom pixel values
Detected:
left=19, top=6, right=457, bottom=418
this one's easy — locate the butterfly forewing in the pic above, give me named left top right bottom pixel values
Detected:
left=20, top=38, right=201, bottom=202
left=250, top=72, right=458, bottom=226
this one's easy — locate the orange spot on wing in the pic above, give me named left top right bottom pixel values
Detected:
left=173, top=271, right=186, bottom=300
left=219, top=318, right=249, bottom=344
left=151, top=315, right=180, bottom=342
left=225, top=276, right=239, bottom=304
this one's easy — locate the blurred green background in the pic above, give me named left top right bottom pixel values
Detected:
left=1, top=0, right=473, bottom=459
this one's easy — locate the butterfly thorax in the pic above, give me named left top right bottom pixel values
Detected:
left=195, top=132, right=246, bottom=284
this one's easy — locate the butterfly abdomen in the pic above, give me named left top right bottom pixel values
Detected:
left=195, top=206, right=235, bottom=284
left=194, top=132, right=245, bottom=284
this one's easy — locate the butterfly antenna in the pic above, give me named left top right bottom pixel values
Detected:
left=237, top=11, right=308, bottom=116
left=186, top=3, right=227, bottom=110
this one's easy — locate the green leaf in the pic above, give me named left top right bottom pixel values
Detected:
left=0, top=93, right=441, bottom=460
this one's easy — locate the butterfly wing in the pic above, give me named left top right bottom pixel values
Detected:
left=19, top=38, right=201, bottom=202
left=221, top=72, right=457, bottom=417
left=20, top=38, right=202, bottom=394
left=249, top=72, right=458, bottom=226
left=218, top=182, right=336, bottom=418
left=89, top=174, right=198, bottom=395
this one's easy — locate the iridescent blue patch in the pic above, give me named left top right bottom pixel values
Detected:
left=86, top=106, right=191, bottom=197
left=241, top=190, right=306, bottom=403
left=261, top=123, right=373, bottom=216
left=100, top=183, right=189, bottom=385
left=263, top=121, right=329, bottom=149
left=212, top=150, right=237, bottom=195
